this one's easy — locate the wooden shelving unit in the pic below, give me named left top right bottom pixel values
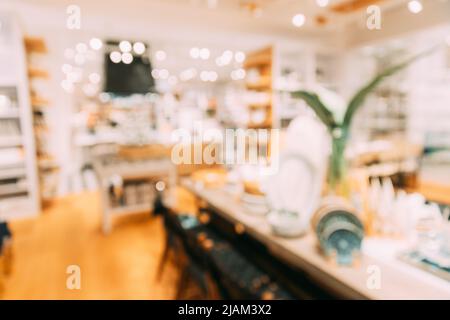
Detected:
left=28, top=67, right=50, bottom=79
left=24, top=35, right=59, bottom=205
left=0, top=14, right=40, bottom=219
left=24, top=36, right=47, bottom=54
left=244, top=46, right=273, bottom=130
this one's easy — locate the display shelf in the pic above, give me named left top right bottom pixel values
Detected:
left=27, top=67, right=50, bottom=79
left=37, top=156, right=59, bottom=170
left=0, top=196, right=35, bottom=220
left=244, top=46, right=273, bottom=130
left=248, top=103, right=271, bottom=110
left=24, top=34, right=58, bottom=203
left=30, top=96, right=50, bottom=107
left=0, top=13, right=40, bottom=219
left=244, top=48, right=272, bottom=69
left=0, top=110, right=20, bottom=119
left=245, top=79, right=271, bottom=91
left=23, top=36, right=47, bottom=54
left=0, top=136, right=23, bottom=148
left=0, top=167, right=26, bottom=180
left=0, top=182, right=28, bottom=197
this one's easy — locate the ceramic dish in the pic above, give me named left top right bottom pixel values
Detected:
left=265, top=152, right=323, bottom=234
left=267, top=210, right=308, bottom=237
left=241, top=192, right=269, bottom=216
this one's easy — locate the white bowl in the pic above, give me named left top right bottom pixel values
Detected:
left=267, top=210, right=308, bottom=238
left=241, top=193, right=269, bottom=215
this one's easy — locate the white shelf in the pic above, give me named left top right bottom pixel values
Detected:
left=0, top=109, right=20, bottom=119
left=0, top=196, right=36, bottom=221
left=0, top=166, right=26, bottom=180
left=0, top=136, right=23, bottom=148
left=0, top=182, right=28, bottom=197
left=0, top=161, right=25, bottom=170
left=0, top=13, right=40, bottom=219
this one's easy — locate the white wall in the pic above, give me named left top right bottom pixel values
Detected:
left=1, top=0, right=339, bottom=195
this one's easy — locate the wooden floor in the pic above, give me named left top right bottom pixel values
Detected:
left=1, top=191, right=186, bottom=300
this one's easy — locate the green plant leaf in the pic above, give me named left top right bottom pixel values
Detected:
left=342, top=48, right=435, bottom=130
left=291, top=90, right=336, bottom=130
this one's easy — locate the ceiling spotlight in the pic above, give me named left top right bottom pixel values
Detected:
left=216, top=57, right=224, bottom=67
left=200, top=48, right=210, bottom=60
left=159, top=69, right=169, bottom=79
left=190, top=47, right=200, bottom=59
left=235, top=51, right=246, bottom=63
left=110, top=51, right=122, bottom=63
left=152, top=69, right=160, bottom=79
left=180, top=68, right=197, bottom=81
left=223, top=50, right=233, bottom=60
left=231, top=68, right=246, bottom=80
left=133, top=42, right=146, bottom=55
left=209, top=71, right=218, bottom=82
left=155, top=50, right=167, bottom=61
left=89, top=38, right=103, bottom=50
left=220, top=50, right=233, bottom=65
left=121, top=52, right=133, bottom=64
left=89, top=73, right=101, bottom=84
left=408, top=0, right=423, bottom=14
left=316, top=0, right=329, bottom=7
left=119, top=40, right=132, bottom=53
left=292, top=14, right=306, bottom=27
left=200, top=71, right=209, bottom=82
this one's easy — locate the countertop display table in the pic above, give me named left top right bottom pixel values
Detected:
left=180, top=178, right=450, bottom=299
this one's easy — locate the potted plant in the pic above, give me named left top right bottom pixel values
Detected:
left=291, top=49, right=433, bottom=195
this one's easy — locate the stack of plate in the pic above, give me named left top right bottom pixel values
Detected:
left=241, top=191, right=269, bottom=216
left=241, top=180, right=269, bottom=215
left=312, top=197, right=364, bottom=266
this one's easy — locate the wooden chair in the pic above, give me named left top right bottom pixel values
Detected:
left=159, top=210, right=222, bottom=299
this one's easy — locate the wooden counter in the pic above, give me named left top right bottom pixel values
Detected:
left=181, top=178, right=450, bottom=300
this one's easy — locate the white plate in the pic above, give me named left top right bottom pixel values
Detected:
left=266, top=153, right=321, bottom=230
left=265, top=115, right=328, bottom=232
left=241, top=193, right=269, bottom=215
left=241, top=192, right=266, bottom=205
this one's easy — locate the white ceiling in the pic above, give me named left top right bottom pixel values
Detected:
left=3, top=0, right=447, bottom=85
left=10, top=0, right=411, bottom=37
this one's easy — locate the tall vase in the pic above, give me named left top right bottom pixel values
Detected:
left=328, top=132, right=349, bottom=198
